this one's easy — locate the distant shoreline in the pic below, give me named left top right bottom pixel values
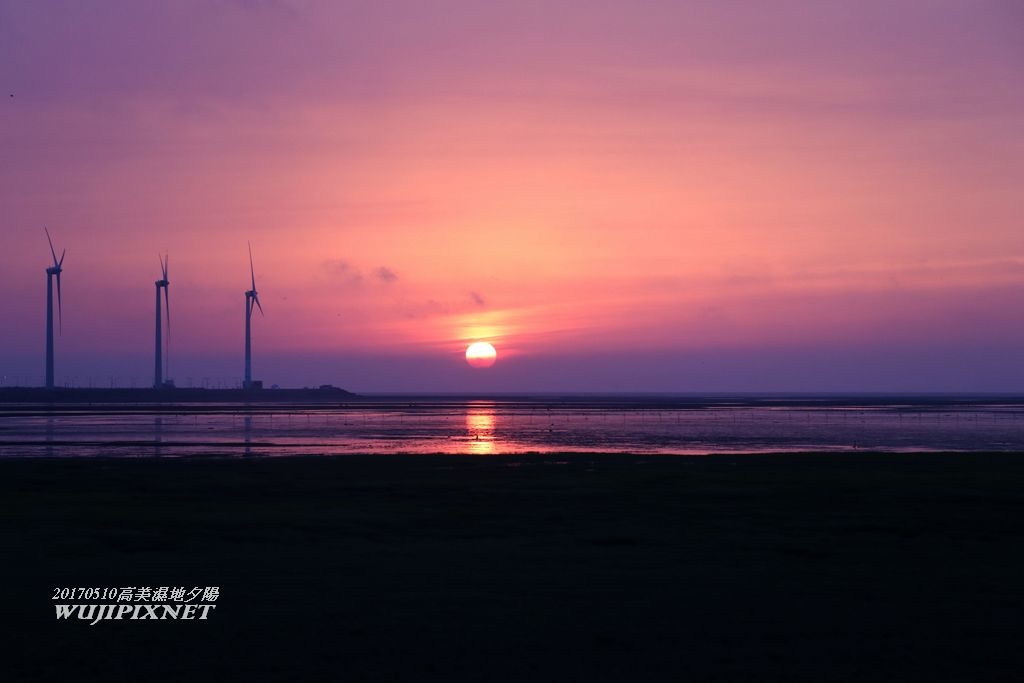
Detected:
left=0, top=386, right=355, bottom=404
left=1, top=387, right=1022, bottom=407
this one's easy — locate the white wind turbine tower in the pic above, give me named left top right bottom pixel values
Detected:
left=154, top=254, right=172, bottom=388
left=243, top=242, right=264, bottom=389
left=44, top=228, right=65, bottom=390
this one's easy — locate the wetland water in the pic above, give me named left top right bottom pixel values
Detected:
left=2, top=395, right=1023, bottom=456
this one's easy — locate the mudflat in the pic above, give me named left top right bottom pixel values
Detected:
left=4, top=452, right=1024, bottom=682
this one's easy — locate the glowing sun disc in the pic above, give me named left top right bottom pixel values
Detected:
left=465, top=342, right=497, bottom=368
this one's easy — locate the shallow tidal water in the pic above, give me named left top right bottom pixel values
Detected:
left=2, top=395, right=1024, bottom=457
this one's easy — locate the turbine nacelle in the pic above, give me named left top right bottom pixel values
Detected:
left=243, top=242, right=264, bottom=389
left=246, top=290, right=263, bottom=315
left=155, top=254, right=169, bottom=287
left=43, top=227, right=65, bottom=389
left=45, top=227, right=64, bottom=269
left=156, top=254, right=170, bottom=335
left=246, top=242, right=264, bottom=315
left=44, top=227, right=64, bottom=333
left=154, top=254, right=172, bottom=389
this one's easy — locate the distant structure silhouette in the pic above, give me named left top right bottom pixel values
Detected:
left=154, top=254, right=173, bottom=389
left=43, top=228, right=65, bottom=389
left=243, top=242, right=264, bottom=389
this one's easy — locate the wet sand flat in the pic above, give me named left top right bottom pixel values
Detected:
left=4, top=395, right=1024, bottom=455
left=4, top=452, right=1024, bottom=681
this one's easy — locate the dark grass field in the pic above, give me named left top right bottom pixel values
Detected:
left=4, top=452, right=1024, bottom=682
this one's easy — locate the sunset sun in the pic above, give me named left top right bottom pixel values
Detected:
left=465, top=342, right=497, bottom=368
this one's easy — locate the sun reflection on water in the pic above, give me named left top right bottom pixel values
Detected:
left=464, top=404, right=497, bottom=455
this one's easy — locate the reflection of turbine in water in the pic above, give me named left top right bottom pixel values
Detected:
left=243, top=414, right=252, bottom=457
left=465, top=405, right=496, bottom=455
left=153, top=416, right=163, bottom=458
left=45, top=414, right=55, bottom=458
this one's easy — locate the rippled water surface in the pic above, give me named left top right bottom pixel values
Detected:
left=2, top=396, right=1024, bottom=456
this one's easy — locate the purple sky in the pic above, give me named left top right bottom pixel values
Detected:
left=1, top=1, right=1023, bottom=392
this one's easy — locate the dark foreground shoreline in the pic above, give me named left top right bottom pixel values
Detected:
left=4, top=452, right=1024, bottom=682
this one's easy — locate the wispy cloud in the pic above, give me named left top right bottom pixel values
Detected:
left=322, top=259, right=364, bottom=286
left=374, top=266, right=398, bottom=283
left=323, top=260, right=401, bottom=287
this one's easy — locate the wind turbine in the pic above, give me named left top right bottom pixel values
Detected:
left=154, top=254, right=171, bottom=388
left=44, top=228, right=64, bottom=389
left=243, top=242, right=264, bottom=389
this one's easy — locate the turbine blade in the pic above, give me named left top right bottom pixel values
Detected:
left=248, top=242, right=256, bottom=291
left=45, top=227, right=59, bottom=266
left=56, top=271, right=63, bottom=334
left=164, top=285, right=170, bottom=337
left=254, top=293, right=264, bottom=316
left=59, top=248, right=65, bottom=267
left=163, top=254, right=169, bottom=281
